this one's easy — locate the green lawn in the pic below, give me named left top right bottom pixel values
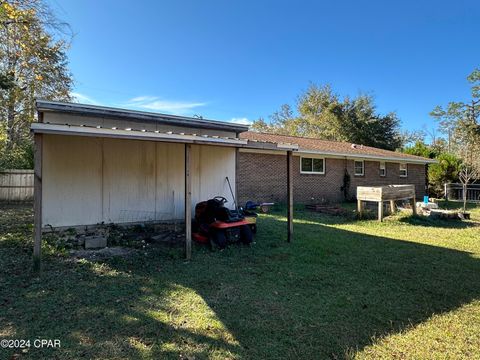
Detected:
left=1, top=202, right=479, bottom=359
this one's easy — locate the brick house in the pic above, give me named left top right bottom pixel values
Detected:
left=30, top=101, right=433, bottom=261
left=237, top=132, right=435, bottom=205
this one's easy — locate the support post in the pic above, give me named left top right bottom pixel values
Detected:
left=378, top=201, right=384, bottom=222
left=235, top=148, right=239, bottom=204
left=357, top=199, right=363, bottom=219
left=411, top=195, right=417, bottom=216
left=287, top=151, right=293, bottom=242
left=33, top=133, right=43, bottom=272
left=185, top=144, right=192, bottom=260
left=390, top=200, right=396, bottom=214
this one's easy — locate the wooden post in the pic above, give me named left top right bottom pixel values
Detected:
left=287, top=151, right=293, bottom=242
left=235, top=148, right=239, bottom=206
left=390, top=200, right=396, bottom=214
left=33, top=133, right=43, bottom=272
left=357, top=199, right=363, bottom=219
left=411, top=195, right=417, bottom=216
left=378, top=201, right=384, bottom=222
left=185, top=144, right=192, bottom=260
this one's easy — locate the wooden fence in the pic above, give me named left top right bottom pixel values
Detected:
left=0, top=170, right=34, bottom=202
left=445, top=183, right=480, bottom=203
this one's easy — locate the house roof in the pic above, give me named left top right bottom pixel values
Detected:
left=240, top=132, right=435, bottom=164
left=36, top=100, right=249, bottom=133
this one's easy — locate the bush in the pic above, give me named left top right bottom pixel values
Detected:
left=428, top=153, right=462, bottom=197
left=0, top=142, right=34, bottom=170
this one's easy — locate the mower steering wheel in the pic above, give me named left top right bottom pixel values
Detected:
left=213, top=196, right=228, bottom=204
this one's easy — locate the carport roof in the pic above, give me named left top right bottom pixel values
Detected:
left=36, top=100, right=250, bottom=133
left=31, top=122, right=299, bottom=151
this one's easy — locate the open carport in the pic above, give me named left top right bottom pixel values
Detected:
left=31, top=100, right=298, bottom=266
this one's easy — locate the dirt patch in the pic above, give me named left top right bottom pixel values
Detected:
left=70, top=247, right=136, bottom=261
left=305, top=204, right=350, bottom=216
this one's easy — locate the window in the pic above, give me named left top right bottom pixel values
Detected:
left=300, top=157, right=325, bottom=174
left=399, top=163, right=408, bottom=177
left=354, top=160, right=364, bottom=176
left=380, top=162, right=386, bottom=177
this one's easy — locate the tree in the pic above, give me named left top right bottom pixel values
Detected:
left=431, top=68, right=480, bottom=206
left=403, top=140, right=438, bottom=159
left=459, top=162, right=479, bottom=213
left=251, top=84, right=403, bottom=151
left=431, top=69, right=480, bottom=158
left=0, top=0, right=73, bottom=169
left=427, top=153, right=461, bottom=197
left=400, top=129, right=426, bottom=148
left=0, top=72, right=13, bottom=89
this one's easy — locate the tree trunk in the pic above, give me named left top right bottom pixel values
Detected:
left=6, top=101, right=16, bottom=152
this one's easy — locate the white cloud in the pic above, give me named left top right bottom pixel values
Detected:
left=230, top=117, right=252, bottom=125
left=125, top=96, right=206, bottom=114
left=70, top=92, right=100, bottom=105
left=128, top=96, right=157, bottom=103
left=69, top=93, right=250, bottom=126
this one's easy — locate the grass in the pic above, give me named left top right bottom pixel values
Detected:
left=0, top=201, right=479, bottom=359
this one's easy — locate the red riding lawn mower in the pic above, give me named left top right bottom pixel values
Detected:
left=192, top=178, right=258, bottom=249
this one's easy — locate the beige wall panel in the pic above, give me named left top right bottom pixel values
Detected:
left=45, top=113, right=102, bottom=127
left=44, top=113, right=237, bottom=137
left=102, top=118, right=157, bottom=131
left=42, top=135, right=102, bottom=226
left=191, top=145, right=237, bottom=210
left=102, top=138, right=157, bottom=223
left=41, top=135, right=237, bottom=227
left=154, top=124, right=235, bottom=137
left=155, top=142, right=185, bottom=220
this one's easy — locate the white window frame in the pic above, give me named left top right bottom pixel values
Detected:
left=300, top=156, right=325, bottom=174
left=354, top=160, right=364, bottom=176
left=380, top=161, right=386, bottom=177
left=399, top=163, right=408, bottom=177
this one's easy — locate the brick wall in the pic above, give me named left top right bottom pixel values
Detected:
left=237, top=151, right=427, bottom=205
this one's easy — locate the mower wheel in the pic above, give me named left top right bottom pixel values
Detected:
left=240, top=224, right=253, bottom=245
left=210, top=229, right=227, bottom=250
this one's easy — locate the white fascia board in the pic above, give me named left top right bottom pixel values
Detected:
left=295, top=149, right=437, bottom=164
left=276, top=143, right=299, bottom=150
left=239, top=148, right=287, bottom=155
left=238, top=147, right=435, bottom=164
left=31, top=123, right=248, bottom=147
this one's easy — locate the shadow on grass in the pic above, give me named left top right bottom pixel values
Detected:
left=398, top=214, right=479, bottom=229
left=1, top=204, right=480, bottom=359
left=436, top=200, right=480, bottom=211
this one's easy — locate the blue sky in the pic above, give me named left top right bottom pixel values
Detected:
left=50, top=0, right=479, bottom=135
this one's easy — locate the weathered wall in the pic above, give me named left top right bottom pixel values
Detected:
left=42, top=134, right=236, bottom=227
left=237, top=151, right=427, bottom=205
left=191, top=144, right=236, bottom=209
left=43, top=135, right=103, bottom=226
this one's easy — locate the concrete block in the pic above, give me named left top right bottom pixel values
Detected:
left=84, top=236, right=107, bottom=249
left=416, top=202, right=439, bottom=210
left=77, top=235, right=85, bottom=247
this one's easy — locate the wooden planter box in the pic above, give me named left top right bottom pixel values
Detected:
left=357, top=185, right=416, bottom=221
